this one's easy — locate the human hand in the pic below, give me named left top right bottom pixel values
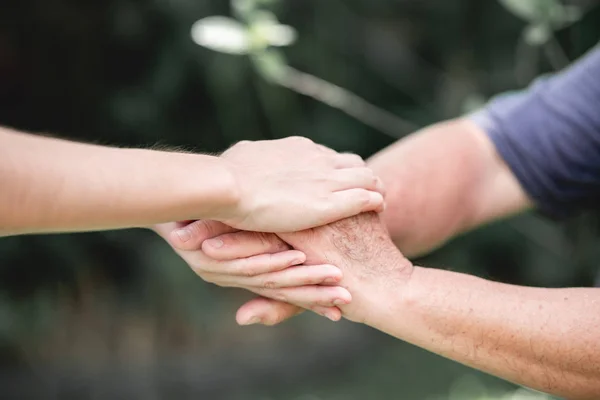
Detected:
left=154, top=220, right=351, bottom=324
left=277, top=212, right=413, bottom=324
left=219, top=137, right=385, bottom=232
left=198, top=213, right=413, bottom=326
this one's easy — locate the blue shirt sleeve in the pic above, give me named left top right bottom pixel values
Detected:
left=470, top=45, right=600, bottom=219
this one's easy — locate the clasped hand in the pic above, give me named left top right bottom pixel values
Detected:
left=155, top=214, right=412, bottom=326
left=155, top=138, right=411, bottom=326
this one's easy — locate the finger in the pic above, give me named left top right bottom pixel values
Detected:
left=205, top=264, right=342, bottom=289
left=318, top=189, right=385, bottom=224
left=169, top=220, right=238, bottom=251
left=152, top=220, right=195, bottom=238
left=236, top=298, right=342, bottom=325
left=332, top=167, right=382, bottom=193
left=254, top=285, right=352, bottom=308
left=250, top=264, right=342, bottom=289
left=333, top=153, right=366, bottom=168
left=310, top=305, right=343, bottom=322
left=203, top=250, right=306, bottom=276
left=236, top=297, right=305, bottom=326
left=202, top=231, right=290, bottom=261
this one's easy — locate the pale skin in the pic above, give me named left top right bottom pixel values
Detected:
left=161, top=118, right=600, bottom=399
left=0, top=126, right=385, bottom=236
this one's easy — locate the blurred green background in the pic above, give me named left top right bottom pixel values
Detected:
left=0, top=0, right=599, bottom=399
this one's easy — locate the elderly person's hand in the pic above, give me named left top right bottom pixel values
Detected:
left=175, top=213, right=412, bottom=326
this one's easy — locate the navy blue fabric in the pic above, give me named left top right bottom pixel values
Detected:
left=471, top=45, right=600, bottom=219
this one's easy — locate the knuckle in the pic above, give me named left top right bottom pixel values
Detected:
left=262, top=280, right=277, bottom=290
left=302, top=276, right=317, bottom=285
left=242, top=266, right=257, bottom=277
left=233, top=260, right=257, bottom=277
left=349, top=154, right=364, bottom=165
left=193, top=220, right=213, bottom=238
left=290, top=135, right=312, bottom=144
left=318, top=290, right=337, bottom=305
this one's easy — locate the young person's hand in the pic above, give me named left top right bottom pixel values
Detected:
left=219, top=137, right=385, bottom=232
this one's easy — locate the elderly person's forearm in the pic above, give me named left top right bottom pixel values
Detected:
left=365, top=266, right=600, bottom=399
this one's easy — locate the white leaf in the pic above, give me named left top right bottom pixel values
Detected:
left=191, top=17, right=250, bottom=55
left=250, top=11, right=298, bottom=47
left=262, top=24, right=297, bottom=47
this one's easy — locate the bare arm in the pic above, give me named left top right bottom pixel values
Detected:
left=366, top=266, right=600, bottom=399
left=368, top=118, right=532, bottom=257
left=168, top=217, right=600, bottom=397
left=274, top=214, right=600, bottom=399
left=163, top=118, right=536, bottom=324
left=0, top=126, right=236, bottom=235
left=167, top=212, right=600, bottom=399
left=0, top=127, right=383, bottom=236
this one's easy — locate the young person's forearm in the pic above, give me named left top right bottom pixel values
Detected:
left=0, top=127, right=238, bottom=235
left=367, top=118, right=531, bottom=257
left=366, top=266, right=600, bottom=399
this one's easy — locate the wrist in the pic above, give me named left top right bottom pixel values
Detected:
left=360, top=264, right=425, bottom=339
left=213, top=157, right=251, bottom=225
left=344, top=256, right=415, bottom=326
left=127, top=149, right=241, bottom=224
left=187, top=154, right=241, bottom=220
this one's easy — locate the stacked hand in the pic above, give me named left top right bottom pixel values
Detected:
left=151, top=137, right=403, bottom=324
left=156, top=212, right=412, bottom=326
left=217, top=136, right=385, bottom=232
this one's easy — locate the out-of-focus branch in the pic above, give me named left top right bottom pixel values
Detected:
left=544, top=36, right=571, bottom=70
left=273, top=65, right=420, bottom=139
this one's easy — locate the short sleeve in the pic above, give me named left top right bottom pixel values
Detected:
left=470, top=45, right=600, bottom=219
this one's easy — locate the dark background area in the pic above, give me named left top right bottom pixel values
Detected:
left=0, top=0, right=599, bottom=398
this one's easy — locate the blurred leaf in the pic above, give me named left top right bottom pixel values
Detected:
left=498, top=0, right=561, bottom=23
left=524, top=24, right=552, bottom=46
left=250, top=11, right=297, bottom=47
left=191, top=13, right=296, bottom=56
left=499, top=0, right=583, bottom=27
left=191, top=16, right=251, bottom=55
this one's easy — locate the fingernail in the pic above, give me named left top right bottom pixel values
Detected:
left=323, top=277, right=339, bottom=284
left=175, top=229, right=191, bottom=243
left=242, top=316, right=261, bottom=326
left=333, top=299, right=347, bottom=306
left=290, top=258, right=304, bottom=266
left=207, top=238, right=224, bottom=248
